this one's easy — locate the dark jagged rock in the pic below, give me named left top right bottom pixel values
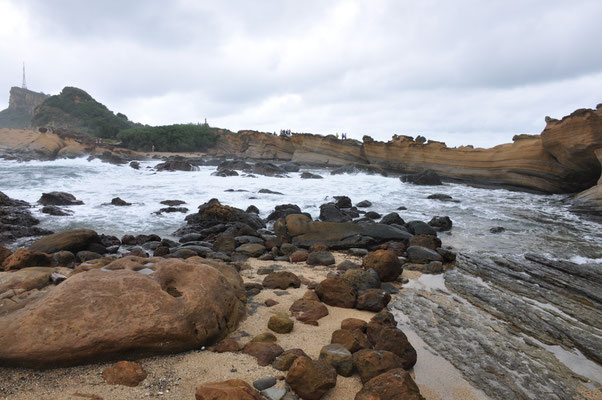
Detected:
left=212, top=168, right=239, bottom=177
left=0, top=192, right=52, bottom=244
left=380, top=213, right=404, bottom=225
left=428, top=216, right=452, bottom=231
left=251, top=162, right=287, bottom=177
left=41, top=205, right=72, bottom=216
left=110, top=197, right=132, bottom=206
left=300, top=172, right=323, bottom=179
left=161, top=200, right=186, bottom=206
left=153, top=206, right=189, bottom=215
left=333, top=196, right=352, bottom=208
left=405, top=220, right=437, bottom=236
left=258, top=189, right=284, bottom=195
left=267, top=204, right=302, bottom=222
left=38, top=192, right=84, bottom=206
left=400, top=170, right=442, bottom=185
left=427, top=193, right=458, bottom=202
left=319, top=203, right=352, bottom=223
left=178, top=199, right=265, bottom=236
left=155, top=160, right=197, bottom=171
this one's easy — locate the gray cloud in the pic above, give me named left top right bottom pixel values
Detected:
left=1, top=0, right=601, bottom=147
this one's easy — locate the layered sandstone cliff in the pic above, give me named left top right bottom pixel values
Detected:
left=206, top=105, right=602, bottom=195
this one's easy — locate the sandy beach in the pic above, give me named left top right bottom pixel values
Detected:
left=0, top=252, right=486, bottom=400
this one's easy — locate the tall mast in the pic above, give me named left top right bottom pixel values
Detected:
left=22, top=62, right=27, bottom=89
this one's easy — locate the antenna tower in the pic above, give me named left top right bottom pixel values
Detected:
left=22, top=62, right=27, bottom=89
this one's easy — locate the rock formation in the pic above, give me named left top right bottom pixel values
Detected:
left=0, top=87, right=49, bottom=129
left=205, top=105, right=602, bottom=199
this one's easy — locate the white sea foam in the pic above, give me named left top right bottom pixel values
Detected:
left=1, top=157, right=601, bottom=262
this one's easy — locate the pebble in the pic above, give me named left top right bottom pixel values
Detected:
left=274, top=290, right=290, bottom=296
left=262, top=387, right=287, bottom=400
left=253, top=376, right=277, bottom=391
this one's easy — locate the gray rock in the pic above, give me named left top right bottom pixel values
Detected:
left=407, top=246, right=443, bottom=263
left=319, top=344, right=353, bottom=377
left=306, top=251, right=335, bottom=266
left=356, top=200, right=372, bottom=208
left=405, top=220, right=437, bottom=236
left=253, top=376, right=277, bottom=391
left=262, top=387, right=287, bottom=400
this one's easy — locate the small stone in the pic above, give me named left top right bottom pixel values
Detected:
left=251, top=332, right=278, bottom=343
left=262, top=387, right=287, bottom=400
left=268, top=313, right=294, bottom=334
left=253, top=376, right=277, bottom=391
left=265, top=299, right=279, bottom=307
left=102, top=361, right=147, bottom=387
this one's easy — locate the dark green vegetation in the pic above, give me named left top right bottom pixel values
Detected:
left=31, top=87, right=135, bottom=138
left=117, top=124, right=219, bottom=152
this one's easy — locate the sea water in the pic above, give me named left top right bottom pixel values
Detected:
left=0, top=157, right=601, bottom=263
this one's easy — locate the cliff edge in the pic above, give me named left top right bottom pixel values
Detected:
left=0, top=87, right=49, bottom=129
left=205, top=105, right=602, bottom=196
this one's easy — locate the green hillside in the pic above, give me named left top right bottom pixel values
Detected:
left=31, top=87, right=135, bottom=138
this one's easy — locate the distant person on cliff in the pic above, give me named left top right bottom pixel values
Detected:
left=152, top=145, right=155, bottom=152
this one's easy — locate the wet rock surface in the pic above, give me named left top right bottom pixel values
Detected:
left=393, top=251, right=602, bottom=400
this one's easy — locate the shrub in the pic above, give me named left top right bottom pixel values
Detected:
left=117, top=124, right=219, bottom=152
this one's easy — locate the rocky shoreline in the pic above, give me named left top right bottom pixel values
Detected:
left=0, top=186, right=600, bottom=399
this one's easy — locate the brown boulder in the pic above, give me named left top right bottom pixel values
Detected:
left=102, top=361, right=147, bottom=387
left=262, top=271, right=301, bottom=290
left=195, top=379, right=263, bottom=400
left=29, top=229, right=100, bottom=254
left=286, top=356, right=337, bottom=400
left=212, top=339, right=240, bottom=353
left=355, top=368, right=425, bottom=400
left=0, top=259, right=244, bottom=367
left=371, top=326, right=417, bottom=370
left=289, top=298, right=329, bottom=326
left=284, top=214, right=313, bottom=237
left=352, top=349, right=405, bottom=383
left=272, top=348, right=309, bottom=371
left=250, top=332, right=278, bottom=343
left=315, top=277, right=356, bottom=308
left=341, top=318, right=367, bottom=332
left=362, top=250, right=402, bottom=282
left=331, top=329, right=371, bottom=353
left=408, top=234, right=442, bottom=250
left=2, top=248, right=52, bottom=271
left=243, top=342, right=284, bottom=366
left=290, top=250, right=309, bottom=263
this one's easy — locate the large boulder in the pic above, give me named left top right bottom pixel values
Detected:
left=262, top=271, right=301, bottom=290
left=37, top=192, right=84, bottom=206
left=362, top=250, right=402, bottom=282
left=29, top=229, right=100, bottom=254
left=406, top=246, right=444, bottom=264
left=289, top=297, right=329, bottom=326
left=316, top=277, right=357, bottom=308
left=195, top=379, right=263, bottom=400
left=352, top=349, right=405, bottom=383
left=155, top=160, right=197, bottom=171
left=342, top=269, right=381, bottom=292
left=182, top=199, right=265, bottom=232
left=319, top=203, right=352, bottom=223
left=0, top=259, right=244, bottom=367
left=400, top=170, right=442, bottom=185
left=0, top=192, right=52, bottom=243
left=319, top=344, right=353, bottom=377
left=2, top=248, right=52, bottom=271
left=355, top=368, right=425, bottom=400
left=286, top=356, right=337, bottom=400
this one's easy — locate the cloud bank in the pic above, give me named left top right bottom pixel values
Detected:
left=1, top=0, right=601, bottom=147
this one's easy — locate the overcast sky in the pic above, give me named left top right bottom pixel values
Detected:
left=1, top=0, right=601, bottom=147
